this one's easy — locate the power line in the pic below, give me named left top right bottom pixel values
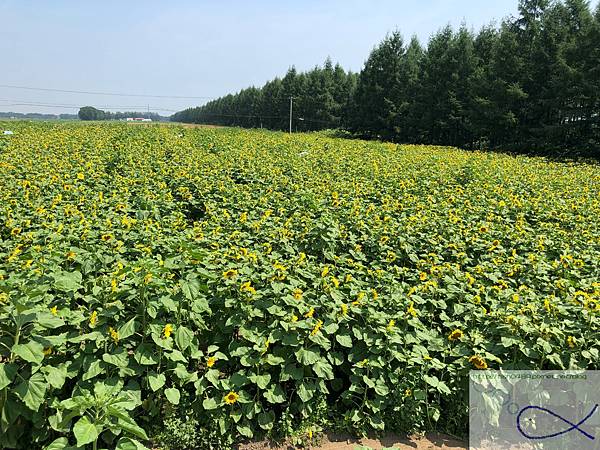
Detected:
left=0, top=102, right=178, bottom=113
left=0, top=84, right=214, bottom=100
left=0, top=98, right=176, bottom=110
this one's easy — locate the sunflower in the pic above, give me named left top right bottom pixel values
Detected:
left=340, top=304, right=348, bottom=316
left=469, top=355, right=488, bottom=370
left=240, top=281, right=256, bottom=295
left=310, top=320, right=323, bottom=336
left=89, top=311, right=98, bottom=327
left=224, top=391, right=239, bottom=405
left=448, top=329, right=463, bottom=341
left=108, top=327, right=119, bottom=343
left=406, top=301, right=417, bottom=317
left=163, top=324, right=174, bottom=338
left=222, top=269, right=238, bottom=280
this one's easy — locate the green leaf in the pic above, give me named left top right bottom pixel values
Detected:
left=297, top=382, right=316, bottom=402
left=323, top=322, right=339, bottom=334
left=264, top=353, right=285, bottom=365
left=230, top=372, right=249, bottom=388
left=43, top=437, right=79, bottom=450
left=116, top=415, right=149, bottom=440
left=43, top=437, right=67, bottom=450
left=374, top=382, right=390, bottom=396
left=335, top=334, right=353, bottom=348
left=295, top=347, right=320, bottom=365
left=36, top=313, right=65, bottom=329
left=173, top=365, right=197, bottom=383
left=148, top=373, right=166, bottom=392
left=436, top=380, right=452, bottom=395
left=205, top=369, right=220, bottom=386
left=369, top=415, right=385, bottom=430
left=312, top=360, right=334, bottom=380
left=118, top=318, right=137, bottom=340
left=282, top=364, right=304, bottom=381
left=164, top=387, right=180, bottom=405
left=413, top=389, right=426, bottom=400
left=53, top=271, right=82, bottom=292
left=175, top=326, right=194, bottom=351
left=15, top=372, right=47, bottom=411
left=134, top=343, right=158, bottom=365
left=12, top=341, right=45, bottom=365
left=115, top=437, right=150, bottom=450
left=0, top=363, right=17, bottom=390
left=103, top=348, right=129, bottom=368
left=82, top=360, right=105, bottom=381
left=249, top=373, right=271, bottom=389
left=263, top=384, right=286, bottom=404
left=202, top=397, right=218, bottom=410
left=423, top=374, right=439, bottom=388
left=180, top=278, right=200, bottom=300
left=258, top=411, right=275, bottom=430
left=237, top=423, right=254, bottom=438
left=73, top=416, right=99, bottom=447
left=165, top=349, right=187, bottom=363
left=42, top=365, right=67, bottom=389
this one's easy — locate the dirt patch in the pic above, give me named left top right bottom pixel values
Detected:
left=237, top=433, right=466, bottom=450
left=125, top=122, right=223, bottom=128
left=170, top=122, right=223, bottom=129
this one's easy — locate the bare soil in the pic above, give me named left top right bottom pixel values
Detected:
left=126, top=122, right=222, bottom=128
left=237, top=433, right=466, bottom=450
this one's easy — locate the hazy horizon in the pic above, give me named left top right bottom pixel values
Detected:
left=2, top=0, right=591, bottom=116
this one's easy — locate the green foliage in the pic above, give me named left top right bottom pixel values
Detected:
left=171, top=58, right=357, bottom=132
left=78, top=107, right=164, bottom=122
left=78, top=106, right=106, bottom=121
left=173, top=0, right=600, bottom=156
left=153, top=416, right=200, bottom=450
left=0, top=121, right=599, bottom=448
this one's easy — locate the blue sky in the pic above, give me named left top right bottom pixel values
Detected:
left=0, top=0, right=580, bottom=115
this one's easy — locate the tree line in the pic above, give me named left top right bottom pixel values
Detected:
left=78, top=106, right=167, bottom=122
left=172, top=59, right=357, bottom=132
left=172, top=0, right=600, bottom=155
left=0, top=112, right=78, bottom=120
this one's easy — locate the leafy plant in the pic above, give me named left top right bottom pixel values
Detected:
left=0, top=121, right=598, bottom=448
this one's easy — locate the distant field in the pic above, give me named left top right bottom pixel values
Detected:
left=0, top=121, right=598, bottom=449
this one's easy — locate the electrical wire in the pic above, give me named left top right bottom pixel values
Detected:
left=0, top=84, right=214, bottom=100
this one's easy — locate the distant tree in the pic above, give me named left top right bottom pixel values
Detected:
left=78, top=106, right=104, bottom=121
left=172, top=59, right=356, bottom=132
left=349, top=31, right=407, bottom=140
left=417, top=26, right=479, bottom=147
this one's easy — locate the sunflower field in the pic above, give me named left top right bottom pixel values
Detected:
left=0, top=121, right=599, bottom=449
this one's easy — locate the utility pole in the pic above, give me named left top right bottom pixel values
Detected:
left=289, top=96, right=293, bottom=134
